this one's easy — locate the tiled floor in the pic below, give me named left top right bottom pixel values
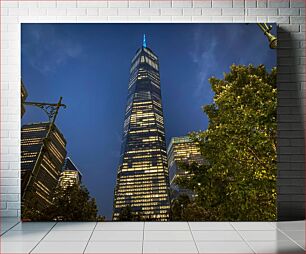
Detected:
left=0, top=218, right=304, bottom=253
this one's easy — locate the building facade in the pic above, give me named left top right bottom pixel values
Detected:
left=59, top=157, right=82, bottom=189
left=167, top=136, right=205, bottom=200
left=21, top=122, right=67, bottom=209
left=113, top=37, right=170, bottom=221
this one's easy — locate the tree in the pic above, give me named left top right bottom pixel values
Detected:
left=22, top=194, right=46, bottom=221
left=171, top=194, right=191, bottom=221
left=22, top=184, right=104, bottom=221
left=176, top=64, right=277, bottom=221
left=47, top=184, right=101, bottom=221
left=117, top=205, right=134, bottom=221
left=117, top=205, right=143, bottom=221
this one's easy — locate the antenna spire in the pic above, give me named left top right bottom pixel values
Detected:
left=143, top=34, right=147, bottom=48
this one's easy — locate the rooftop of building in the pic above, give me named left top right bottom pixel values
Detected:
left=167, top=136, right=194, bottom=154
left=62, top=157, right=83, bottom=177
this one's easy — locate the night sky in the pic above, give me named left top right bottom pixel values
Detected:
left=21, top=23, right=276, bottom=220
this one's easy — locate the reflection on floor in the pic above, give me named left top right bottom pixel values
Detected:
left=0, top=218, right=304, bottom=253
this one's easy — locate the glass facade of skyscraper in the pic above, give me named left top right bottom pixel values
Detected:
left=59, top=157, right=82, bottom=189
left=167, top=136, right=205, bottom=200
left=21, top=122, right=67, bottom=208
left=113, top=40, right=170, bottom=221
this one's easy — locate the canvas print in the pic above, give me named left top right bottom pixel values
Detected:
left=21, top=24, right=277, bottom=221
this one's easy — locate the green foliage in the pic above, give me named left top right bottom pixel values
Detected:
left=22, top=184, right=104, bottom=221
left=176, top=64, right=277, bottom=221
left=21, top=195, right=46, bottom=221
left=171, top=194, right=191, bottom=221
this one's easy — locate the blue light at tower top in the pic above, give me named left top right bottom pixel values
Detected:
left=143, top=34, right=147, bottom=48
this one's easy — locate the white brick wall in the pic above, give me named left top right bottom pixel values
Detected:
left=0, top=0, right=305, bottom=219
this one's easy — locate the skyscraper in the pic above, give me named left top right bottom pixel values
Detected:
left=59, top=157, right=82, bottom=189
left=113, top=36, right=170, bottom=221
left=167, top=136, right=205, bottom=200
left=21, top=122, right=67, bottom=208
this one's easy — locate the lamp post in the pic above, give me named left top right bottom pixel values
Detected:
left=257, top=23, right=277, bottom=49
left=22, top=97, right=66, bottom=204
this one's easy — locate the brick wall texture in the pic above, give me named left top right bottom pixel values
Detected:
left=0, top=0, right=305, bottom=220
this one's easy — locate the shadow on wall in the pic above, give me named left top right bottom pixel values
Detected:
left=277, top=26, right=305, bottom=221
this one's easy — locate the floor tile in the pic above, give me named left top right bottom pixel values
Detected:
left=95, top=221, right=144, bottom=231
left=276, top=221, right=305, bottom=231
left=231, top=221, right=276, bottom=231
left=1, top=221, right=20, bottom=228
left=282, top=230, right=305, bottom=241
left=11, top=222, right=56, bottom=231
left=1, top=226, right=15, bottom=235
left=295, top=241, right=305, bottom=250
left=143, top=241, right=198, bottom=253
left=281, top=230, right=305, bottom=249
left=196, top=241, right=254, bottom=253
left=1, top=221, right=303, bottom=254
left=0, top=241, right=37, bottom=253
left=193, top=230, right=243, bottom=241
left=189, top=222, right=234, bottom=231
left=239, top=230, right=291, bottom=241
left=0, top=229, right=7, bottom=235
left=248, top=240, right=305, bottom=253
left=85, top=241, right=143, bottom=253
left=52, top=222, right=96, bottom=231
left=42, top=230, right=92, bottom=242
left=1, top=230, right=47, bottom=242
left=90, top=230, right=143, bottom=241
left=32, top=241, right=87, bottom=253
left=145, top=221, right=190, bottom=231
left=0, top=221, right=21, bottom=234
left=144, top=230, right=193, bottom=241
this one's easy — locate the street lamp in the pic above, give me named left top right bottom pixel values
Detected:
left=22, top=97, right=66, bottom=204
left=257, top=23, right=277, bottom=49
left=24, top=98, right=66, bottom=122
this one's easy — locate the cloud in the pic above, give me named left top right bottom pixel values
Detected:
left=189, top=24, right=270, bottom=103
left=22, top=25, right=83, bottom=75
left=189, top=27, right=218, bottom=102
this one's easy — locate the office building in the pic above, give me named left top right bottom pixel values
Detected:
left=113, top=36, right=170, bottom=221
left=167, top=136, right=205, bottom=200
left=59, top=157, right=82, bottom=189
left=21, top=122, right=67, bottom=208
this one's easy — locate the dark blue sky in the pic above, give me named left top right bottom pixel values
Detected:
left=21, top=23, right=276, bottom=220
